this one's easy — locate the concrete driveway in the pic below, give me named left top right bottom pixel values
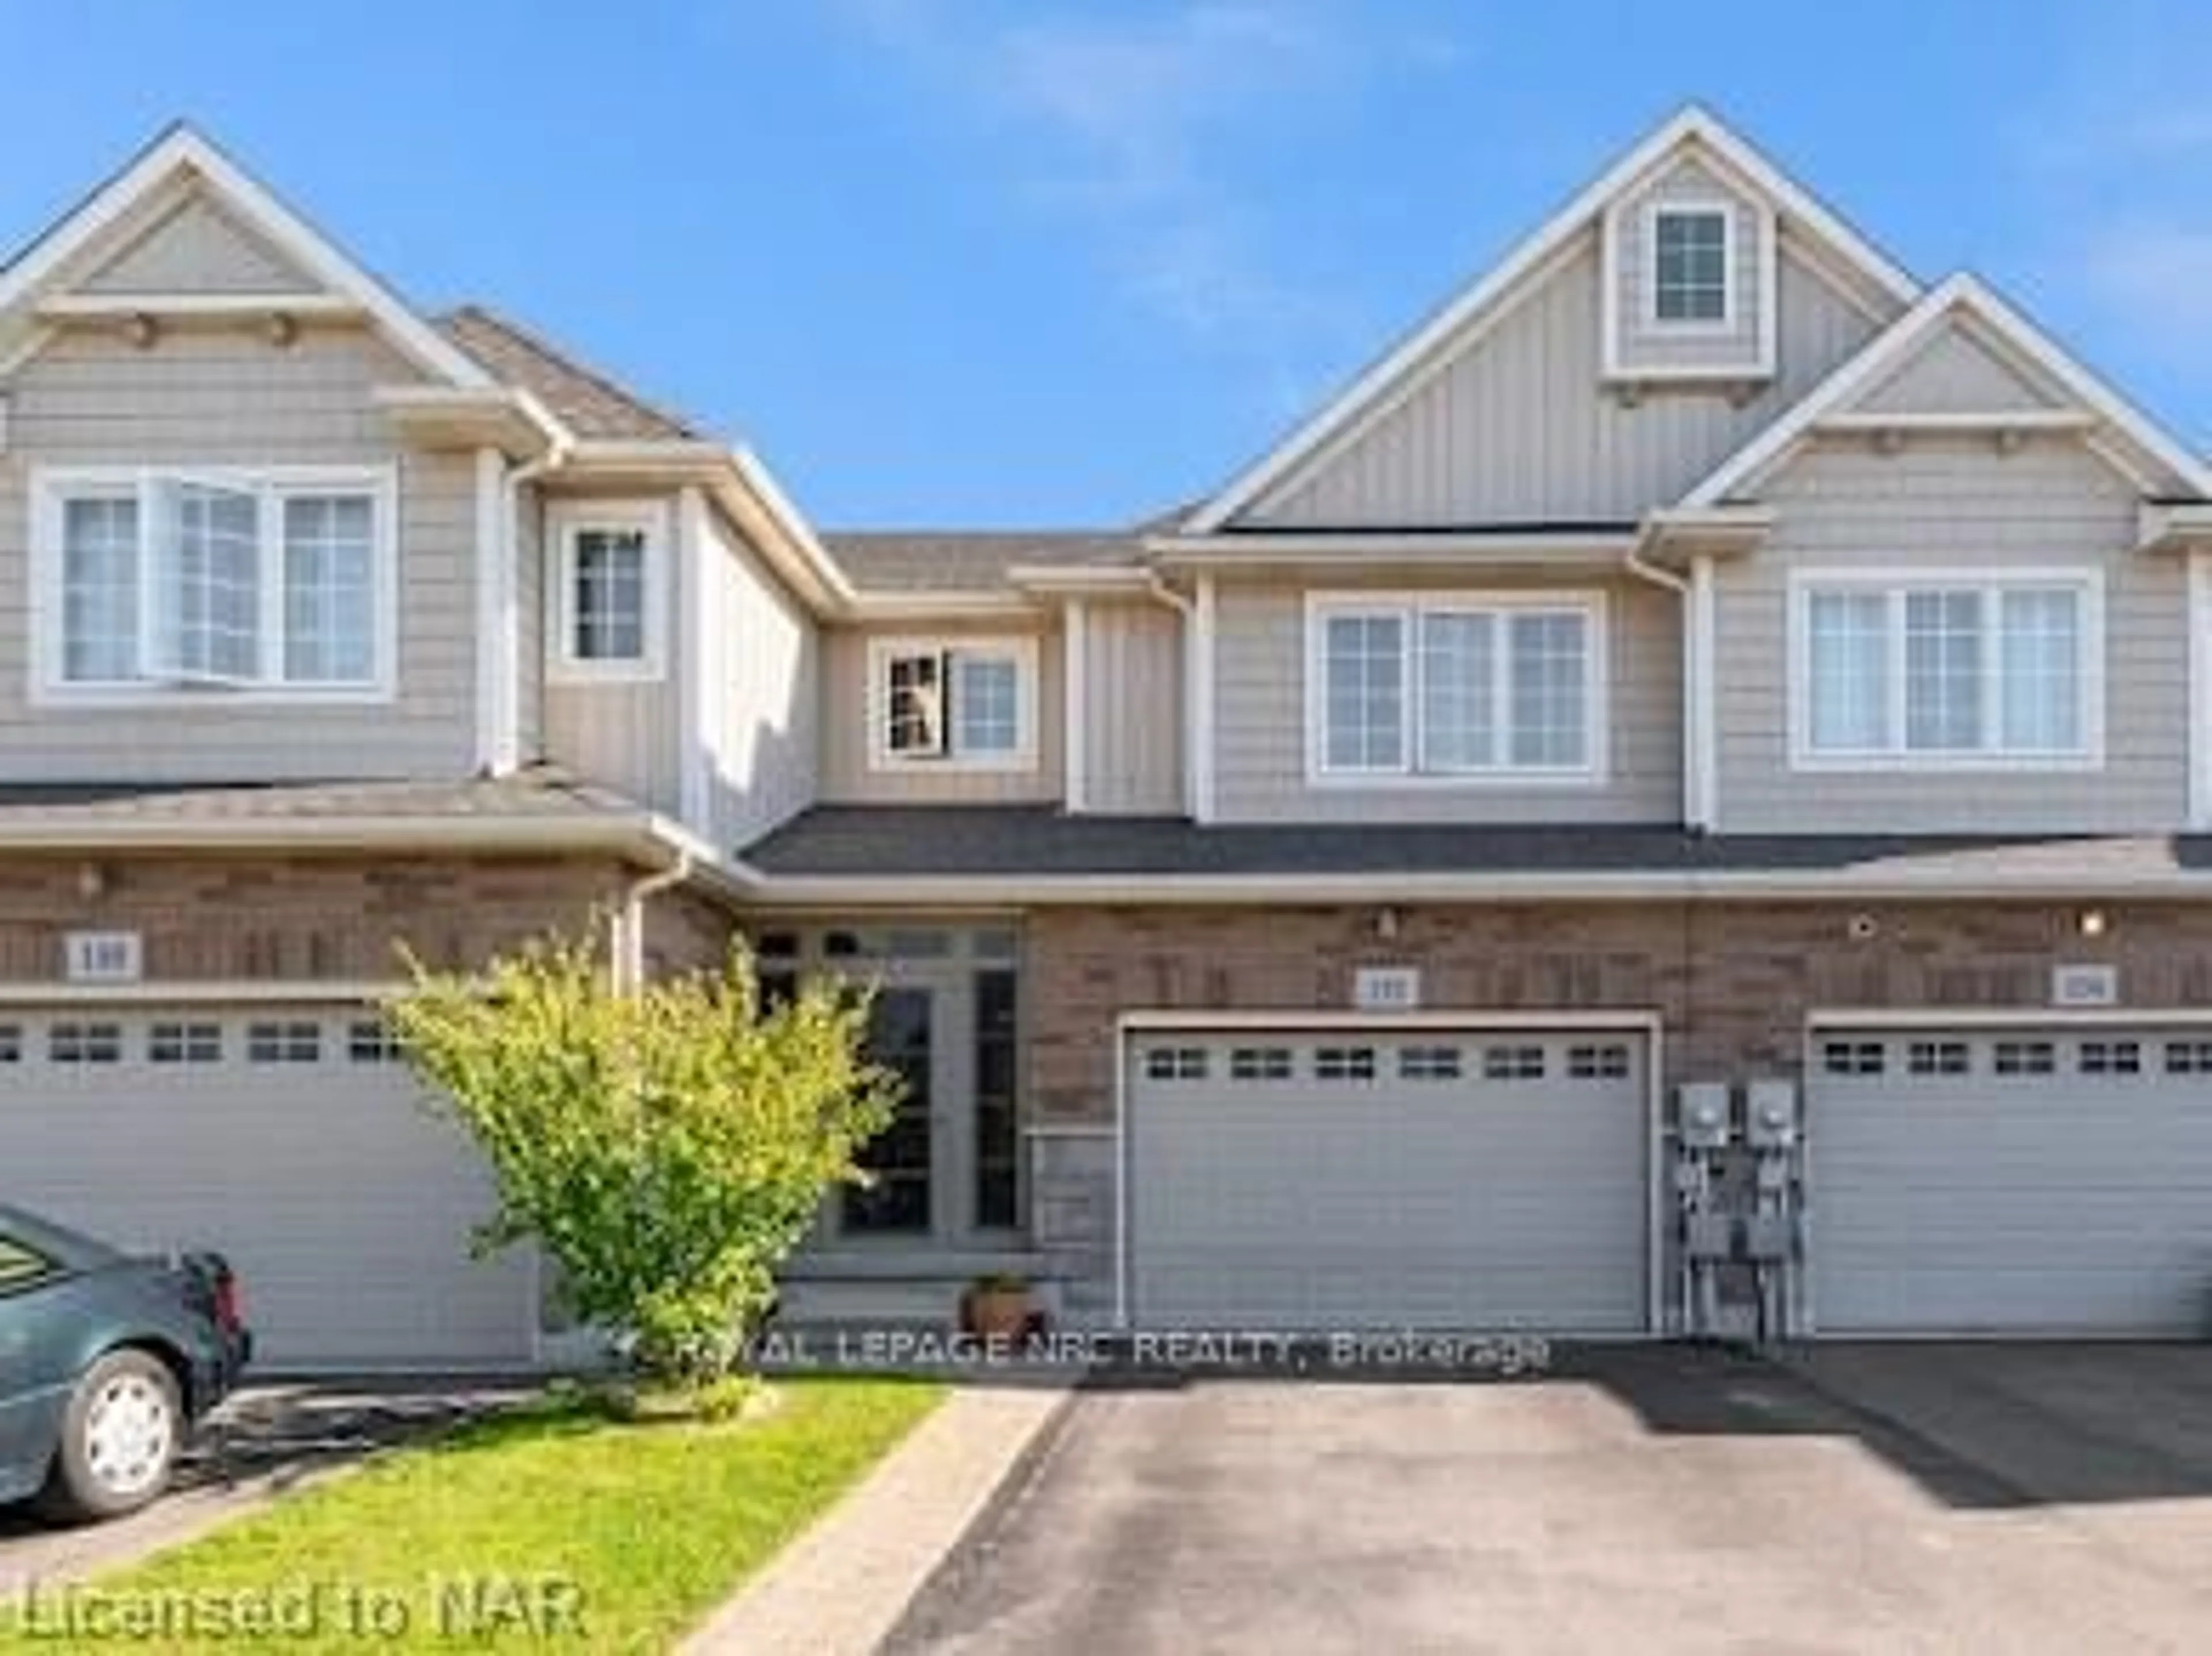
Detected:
left=885, top=1344, right=2212, bottom=1655
left=1, top=1381, right=526, bottom=1591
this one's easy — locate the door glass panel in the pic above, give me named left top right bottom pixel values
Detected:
left=974, top=969, right=1020, bottom=1230
left=844, top=987, right=933, bottom=1233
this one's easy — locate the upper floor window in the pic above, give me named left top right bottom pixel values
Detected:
left=1308, top=594, right=1603, bottom=783
left=869, top=638, right=1036, bottom=770
left=1794, top=573, right=2100, bottom=768
left=1649, top=205, right=1732, bottom=326
left=34, top=466, right=393, bottom=700
left=550, top=502, right=667, bottom=682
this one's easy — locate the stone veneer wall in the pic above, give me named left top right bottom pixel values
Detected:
left=1022, top=899, right=2212, bottom=1322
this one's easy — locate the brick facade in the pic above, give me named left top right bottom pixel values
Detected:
left=1018, top=898, right=2212, bottom=1321
left=1025, top=899, right=2208, bottom=1123
left=0, top=852, right=725, bottom=986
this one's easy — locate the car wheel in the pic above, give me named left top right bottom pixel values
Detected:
left=33, top=1350, right=182, bottom=1523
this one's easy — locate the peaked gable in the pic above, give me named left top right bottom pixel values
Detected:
left=77, top=188, right=320, bottom=298
left=1853, top=322, right=2067, bottom=416
left=0, top=124, right=488, bottom=388
left=1183, top=106, right=1919, bottom=534
left=1684, top=274, right=2212, bottom=505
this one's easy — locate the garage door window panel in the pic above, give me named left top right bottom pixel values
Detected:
left=49, top=1022, right=122, bottom=1064
left=1993, top=1040, right=2056, bottom=1076
left=0, top=1025, right=22, bottom=1064
left=248, top=1021, right=321, bottom=1064
left=149, top=1022, right=222, bottom=1064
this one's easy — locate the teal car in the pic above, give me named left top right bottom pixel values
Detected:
left=0, top=1204, right=251, bottom=1522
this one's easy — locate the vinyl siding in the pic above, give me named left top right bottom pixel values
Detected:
left=1211, top=574, right=1682, bottom=824
left=1082, top=600, right=1183, bottom=814
left=0, top=323, right=478, bottom=780
left=700, top=507, right=818, bottom=848
left=1856, top=328, right=2061, bottom=415
left=78, top=192, right=320, bottom=296
left=1711, top=436, right=2180, bottom=833
left=514, top=483, right=545, bottom=759
left=1607, top=156, right=1767, bottom=378
left=819, top=623, right=1064, bottom=806
left=1243, top=232, right=1885, bottom=528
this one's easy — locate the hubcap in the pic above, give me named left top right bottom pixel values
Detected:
left=84, top=1374, right=173, bottom=1498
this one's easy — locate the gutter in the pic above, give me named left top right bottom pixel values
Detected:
left=737, top=865, right=2212, bottom=908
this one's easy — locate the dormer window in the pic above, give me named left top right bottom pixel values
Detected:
left=870, top=638, right=1035, bottom=770
left=1649, top=205, right=1732, bottom=327
left=549, top=501, right=667, bottom=683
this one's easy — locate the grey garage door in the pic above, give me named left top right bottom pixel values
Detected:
left=1128, top=1028, right=1652, bottom=1332
left=1, top=1005, right=536, bottom=1369
left=1810, top=1026, right=2212, bottom=1335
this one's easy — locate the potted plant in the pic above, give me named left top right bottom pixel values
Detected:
left=961, top=1271, right=1035, bottom=1340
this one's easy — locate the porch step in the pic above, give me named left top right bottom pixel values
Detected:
left=773, top=1277, right=966, bottom=1327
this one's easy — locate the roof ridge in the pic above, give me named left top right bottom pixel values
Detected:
left=438, top=301, right=700, bottom=439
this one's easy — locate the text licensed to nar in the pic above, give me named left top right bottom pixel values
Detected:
left=6, top=1574, right=586, bottom=1643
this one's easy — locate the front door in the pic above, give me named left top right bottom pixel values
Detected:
left=842, top=986, right=936, bottom=1235
left=779, top=927, right=1022, bottom=1249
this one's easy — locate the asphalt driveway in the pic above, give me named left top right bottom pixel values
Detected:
left=886, top=1343, right=2212, bottom=1655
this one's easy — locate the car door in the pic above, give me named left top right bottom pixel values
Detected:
left=0, top=1230, right=66, bottom=1492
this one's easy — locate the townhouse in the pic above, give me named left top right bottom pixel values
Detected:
left=10, top=110, right=2212, bottom=1365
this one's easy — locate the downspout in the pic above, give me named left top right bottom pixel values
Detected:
left=495, top=435, right=571, bottom=771
left=1623, top=527, right=1700, bottom=833
left=613, top=851, right=695, bottom=994
left=1144, top=573, right=1200, bottom=819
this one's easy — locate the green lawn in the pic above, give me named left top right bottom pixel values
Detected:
left=0, top=1378, right=943, bottom=1653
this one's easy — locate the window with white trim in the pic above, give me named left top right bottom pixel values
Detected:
left=39, top=468, right=391, bottom=696
left=1312, top=596, right=1600, bottom=780
left=549, top=503, right=665, bottom=681
left=1798, top=577, right=2095, bottom=764
left=1649, top=206, right=1731, bottom=325
left=872, top=641, right=1033, bottom=767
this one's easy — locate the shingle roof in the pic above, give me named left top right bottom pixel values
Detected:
left=743, top=805, right=2212, bottom=884
left=820, top=530, right=1146, bottom=592
left=435, top=305, right=699, bottom=441
left=0, top=773, right=647, bottom=828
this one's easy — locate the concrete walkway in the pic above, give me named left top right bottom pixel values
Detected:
left=682, top=1385, right=1069, bottom=1656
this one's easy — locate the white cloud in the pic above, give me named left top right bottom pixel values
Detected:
left=834, top=1, right=1435, bottom=367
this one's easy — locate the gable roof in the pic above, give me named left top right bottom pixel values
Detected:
left=1181, top=105, right=1921, bottom=535
left=437, top=305, right=699, bottom=441
left=1681, top=272, right=2212, bottom=505
left=0, top=123, right=490, bottom=388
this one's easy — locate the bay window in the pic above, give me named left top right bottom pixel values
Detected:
left=37, top=467, right=393, bottom=698
left=1796, top=573, right=2097, bottom=766
left=1310, top=594, right=1603, bottom=782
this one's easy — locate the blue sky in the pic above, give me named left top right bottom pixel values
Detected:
left=6, top=2, right=2211, bottom=526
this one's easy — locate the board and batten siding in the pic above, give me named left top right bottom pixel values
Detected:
left=1082, top=600, right=1183, bottom=815
left=1210, top=574, right=1682, bottom=825
left=1711, top=437, right=2182, bottom=833
left=819, top=623, right=1064, bottom=806
left=701, top=508, right=818, bottom=848
left=0, top=323, right=478, bottom=780
left=1241, top=233, right=1887, bottom=530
